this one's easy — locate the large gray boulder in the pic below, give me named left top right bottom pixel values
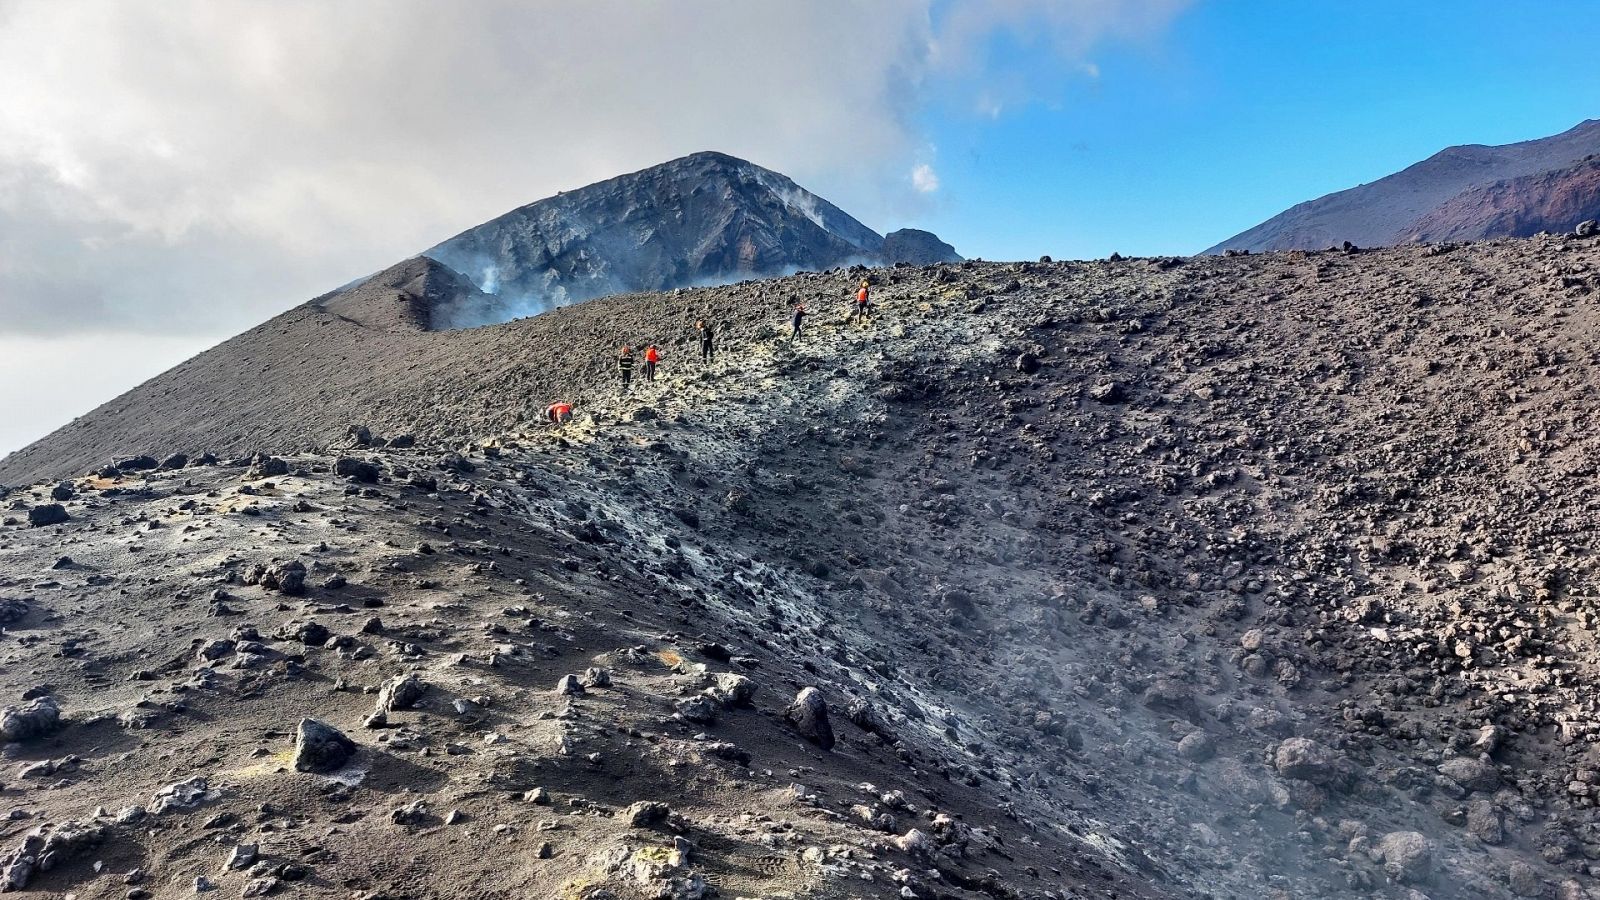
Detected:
left=1274, top=737, right=1337, bottom=785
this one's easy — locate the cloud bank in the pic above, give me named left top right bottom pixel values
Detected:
left=0, top=0, right=1189, bottom=339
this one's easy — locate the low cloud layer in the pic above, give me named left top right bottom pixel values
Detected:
left=0, top=0, right=1188, bottom=340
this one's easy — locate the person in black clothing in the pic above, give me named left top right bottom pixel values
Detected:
left=617, top=345, right=636, bottom=392
left=790, top=304, right=807, bottom=342
left=696, top=320, right=716, bottom=362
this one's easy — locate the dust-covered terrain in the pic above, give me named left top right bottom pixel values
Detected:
left=6, top=234, right=1600, bottom=898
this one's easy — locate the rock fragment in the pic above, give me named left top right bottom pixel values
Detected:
left=784, top=687, right=835, bottom=750
left=377, top=673, right=426, bottom=713
left=292, top=718, right=356, bottom=772
left=1374, top=831, right=1432, bottom=884
left=26, top=505, right=68, bottom=528
left=0, top=698, right=60, bottom=742
left=1274, top=737, right=1336, bottom=785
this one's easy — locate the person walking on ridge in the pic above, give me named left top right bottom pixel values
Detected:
left=644, top=344, right=660, bottom=383
left=617, top=345, right=636, bottom=393
left=790, top=303, right=808, bottom=343
left=854, top=279, right=871, bottom=325
left=697, top=320, right=716, bottom=363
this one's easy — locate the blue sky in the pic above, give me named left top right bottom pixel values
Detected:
left=910, top=2, right=1600, bottom=259
left=2, top=1, right=1599, bottom=459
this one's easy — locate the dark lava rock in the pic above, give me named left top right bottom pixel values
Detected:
left=334, top=457, right=381, bottom=483
left=292, top=718, right=356, bottom=773
left=785, top=687, right=835, bottom=751
left=27, top=505, right=69, bottom=528
left=114, top=455, right=159, bottom=471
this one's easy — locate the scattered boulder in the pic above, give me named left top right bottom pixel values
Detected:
left=1176, top=731, right=1215, bottom=762
left=675, top=696, right=718, bottom=725
left=292, top=718, right=356, bottom=773
left=246, top=454, right=290, bottom=479
left=1466, top=799, right=1503, bottom=845
left=149, top=777, right=215, bottom=814
left=377, top=673, right=426, bottom=713
left=114, top=455, right=159, bottom=472
left=0, top=698, right=60, bottom=742
left=48, top=483, right=73, bottom=502
left=334, top=457, right=380, bottom=483
left=705, top=673, right=756, bottom=708
left=438, top=453, right=475, bottom=474
left=0, top=821, right=104, bottom=891
left=554, top=674, right=585, bottom=696
left=1507, top=860, right=1543, bottom=897
left=246, top=560, right=307, bottom=595
left=26, top=505, right=68, bottom=528
left=1577, top=219, right=1598, bottom=238
left=1088, top=380, right=1126, bottom=403
left=1438, top=757, right=1500, bottom=794
left=784, top=687, right=835, bottom=750
left=1374, top=831, right=1433, bottom=884
left=1140, top=678, right=1201, bottom=724
left=893, top=828, right=935, bottom=857
left=1274, top=737, right=1337, bottom=785
left=625, top=801, right=670, bottom=828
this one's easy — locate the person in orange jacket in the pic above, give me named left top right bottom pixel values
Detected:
left=644, top=344, right=661, bottom=383
left=546, top=401, right=574, bottom=425
left=854, top=279, right=871, bottom=325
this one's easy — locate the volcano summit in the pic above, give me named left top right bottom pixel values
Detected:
left=423, top=151, right=961, bottom=328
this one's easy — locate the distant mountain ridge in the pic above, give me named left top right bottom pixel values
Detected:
left=1208, top=119, right=1600, bottom=253
left=424, top=151, right=959, bottom=327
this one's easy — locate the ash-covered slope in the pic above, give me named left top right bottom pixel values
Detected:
left=1209, top=119, right=1600, bottom=253
left=1399, top=155, right=1600, bottom=243
left=5, top=235, right=1600, bottom=898
left=424, top=151, right=958, bottom=328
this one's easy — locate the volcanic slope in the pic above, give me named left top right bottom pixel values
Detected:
left=424, top=150, right=960, bottom=326
left=5, top=236, right=1600, bottom=898
left=1209, top=118, right=1600, bottom=253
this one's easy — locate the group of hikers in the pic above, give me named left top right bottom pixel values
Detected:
left=545, top=279, right=872, bottom=426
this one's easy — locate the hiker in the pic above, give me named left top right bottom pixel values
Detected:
left=790, top=303, right=807, bottom=342
left=697, top=320, right=716, bottom=363
left=546, top=401, right=573, bottom=425
left=644, top=344, right=660, bottom=383
left=854, top=279, right=871, bottom=325
left=617, top=345, right=636, bottom=392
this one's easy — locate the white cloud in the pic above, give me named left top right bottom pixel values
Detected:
left=0, top=0, right=1190, bottom=455
left=0, top=0, right=1189, bottom=337
left=912, top=163, right=941, bottom=193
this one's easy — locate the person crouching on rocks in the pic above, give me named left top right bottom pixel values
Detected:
left=644, top=344, right=660, bottom=383
left=618, top=345, right=636, bottom=393
left=790, top=303, right=807, bottom=342
left=546, top=401, right=573, bottom=425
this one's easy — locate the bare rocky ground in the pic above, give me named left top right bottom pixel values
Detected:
left=5, top=234, right=1600, bottom=898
